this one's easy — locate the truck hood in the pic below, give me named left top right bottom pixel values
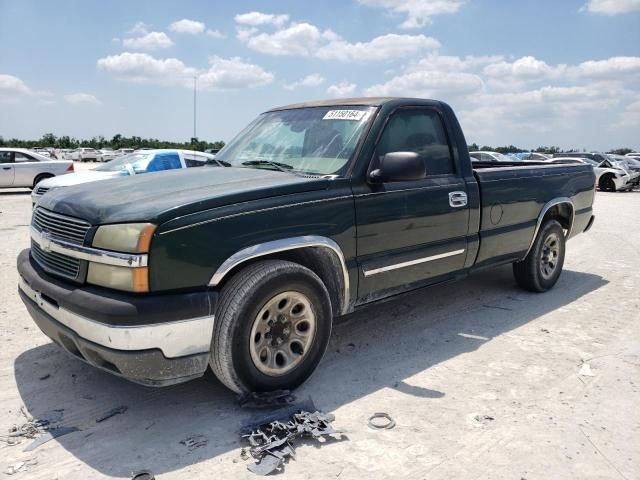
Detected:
left=38, top=166, right=329, bottom=225
left=39, top=170, right=124, bottom=189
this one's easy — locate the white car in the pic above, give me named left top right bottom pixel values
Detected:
left=69, top=147, right=100, bottom=162
left=97, top=149, right=118, bottom=162
left=469, top=151, right=516, bottom=162
left=32, top=149, right=216, bottom=203
left=115, top=148, right=134, bottom=156
left=0, top=148, right=74, bottom=190
left=547, top=157, right=633, bottom=192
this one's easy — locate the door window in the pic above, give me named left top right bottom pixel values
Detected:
left=0, top=151, right=13, bottom=164
left=376, top=109, right=455, bottom=176
left=15, top=152, right=37, bottom=162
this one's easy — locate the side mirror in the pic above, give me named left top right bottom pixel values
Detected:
left=369, top=152, right=425, bottom=183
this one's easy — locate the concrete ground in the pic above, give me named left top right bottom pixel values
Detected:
left=0, top=166, right=638, bottom=479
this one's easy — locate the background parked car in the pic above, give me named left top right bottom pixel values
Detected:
left=0, top=148, right=73, bottom=189
left=69, top=147, right=100, bottom=162
left=554, top=152, right=640, bottom=186
left=32, top=149, right=215, bottom=203
left=469, top=151, right=517, bottom=162
left=509, top=152, right=551, bottom=161
left=547, top=156, right=633, bottom=192
left=115, top=148, right=134, bottom=156
left=97, top=149, right=118, bottom=162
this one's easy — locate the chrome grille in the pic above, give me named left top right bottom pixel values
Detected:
left=32, top=207, right=90, bottom=244
left=31, top=241, right=80, bottom=279
left=34, top=186, right=50, bottom=196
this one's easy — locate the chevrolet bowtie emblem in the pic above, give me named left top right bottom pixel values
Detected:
left=40, top=231, right=52, bottom=252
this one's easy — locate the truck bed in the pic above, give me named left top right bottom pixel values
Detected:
left=470, top=162, right=595, bottom=268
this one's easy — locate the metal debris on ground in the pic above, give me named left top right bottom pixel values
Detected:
left=95, top=405, right=128, bottom=423
left=241, top=401, right=345, bottom=476
left=238, top=389, right=296, bottom=409
left=130, top=470, right=155, bottom=480
left=3, top=459, right=37, bottom=476
left=24, top=426, right=79, bottom=452
left=180, top=434, right=208, bottom=451
left=368, top=412, right=396, bottom=430
left=1, top=407, right=51, bottom=446
left=474, top=414, right=495, bottom=423
left=578, top=363, right=596, bottom=377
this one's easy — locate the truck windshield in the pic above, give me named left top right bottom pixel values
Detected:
left=215, top=106, right=376, bottom=175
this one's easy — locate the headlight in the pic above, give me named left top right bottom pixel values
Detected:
left=92, top=223, right=155, bottom=253
left=87, top=263, right=149, bottom=292
left=89, top=223, right=156, bottom=292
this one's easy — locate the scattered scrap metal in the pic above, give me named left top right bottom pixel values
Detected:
left=368, top=412, right=396, bottom=430
left=95, top=405, right=128, bottom=423
left=238, top=389, right=296, bottom=409
left=130, top=470, right=155, bottom=480
left=241, top=400, right=345, bottom=476
left=180, top=434, right=208, bottom=451
left=0, top=406, right=75, bottom=451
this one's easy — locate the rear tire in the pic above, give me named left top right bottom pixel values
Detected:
left=32, top=174, right=53, bottom=189
left=513, top=219, right=565, bottom=292
left=210, top=260, right=333, bottom=394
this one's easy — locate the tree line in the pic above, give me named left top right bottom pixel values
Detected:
left=466, top=143, right=635, bottom=155
left=0, top=134, right=633, bottom=156
left=0, top=133, right=225, bottom=152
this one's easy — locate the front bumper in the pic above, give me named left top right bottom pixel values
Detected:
left=17, top=249, right=217, bottom=386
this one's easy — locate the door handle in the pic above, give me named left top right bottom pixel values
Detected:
left=448, top=191, right=468, bottom=208
left=2, top=167, right=11, bottom=170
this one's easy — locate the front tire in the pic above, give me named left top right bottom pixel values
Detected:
left=599, top=174, right=616, bottom=192
left=210, top=260, right=333, bottom=394
left=513, top=219, right=565, bottom=292
left=32, top=173, right=53, bottom=189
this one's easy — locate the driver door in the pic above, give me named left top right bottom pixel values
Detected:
left=354, top=107, right=470, bottom=303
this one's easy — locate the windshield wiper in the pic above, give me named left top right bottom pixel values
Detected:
left=206, top=158, right=232, bottom=167
left=241, top=160, right=295, bottom=174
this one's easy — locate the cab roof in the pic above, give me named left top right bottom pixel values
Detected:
left=267, top=97, right=442, bottom=112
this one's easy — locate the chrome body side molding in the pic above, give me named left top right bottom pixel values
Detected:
left=31, top=227, right=148, bottom=268
left=363, top=249, right=466, bottom=277
left=208, top=236, right=350, bottom=315
left=522, top=197, right=575, bottom=258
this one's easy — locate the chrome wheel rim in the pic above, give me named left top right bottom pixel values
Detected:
left=540, top=232, right=561, bottom=280
left=249, top=291, right=316, bottom=376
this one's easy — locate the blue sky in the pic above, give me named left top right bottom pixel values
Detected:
left=1, top=0, right=639, bottom=150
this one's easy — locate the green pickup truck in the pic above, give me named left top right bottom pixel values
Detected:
left=18, top=98, right=596, bottom=393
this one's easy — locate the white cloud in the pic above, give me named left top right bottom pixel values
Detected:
left=365, top=70, right=483, bottom=97
left=581, top=0, right=640, bottom=15
left=0, top=74, right=33, bottom=96
left=205, top=29, right=226, bottom=39
left=357, top=0, right=465, bottom=28
left=483, top=56, right=565, bottom=79
left=327, top=80, right=357, bottom=97
left=0, top=74, right=51, bottom=103
left=235, top=14, right=440, bottom=61
left=97, top=52, right=273, bottom=91
left=198, top=56, right=274, bottom=90
left=235, top=11, right=290, bottom=27
left=64, top=93, right=101, bottom=106
left=128, top=21, right=150, bottom=35
left=122, top=31, right=174, bottom=50
left=569, top=56, right=640, bottom=77
left=284, top=73, right=325, bottom=90
left=97, top=53, right=196, bottom=87
left=169, top=19, right=206, bottom=34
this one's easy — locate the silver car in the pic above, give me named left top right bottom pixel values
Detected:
left=0, top=148, right=74, bottom=189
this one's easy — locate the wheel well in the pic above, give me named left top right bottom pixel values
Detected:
left=217, top=247, right=346, bottom=317
left=543, top=202, right=573, bottom=233
left=33, top=173, right=54, bottom=187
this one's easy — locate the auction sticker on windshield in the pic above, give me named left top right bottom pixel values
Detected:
left=323, top=110, right=369, bottom=121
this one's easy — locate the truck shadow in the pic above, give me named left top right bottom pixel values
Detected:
left=13, top=265, right=607, bottom=476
